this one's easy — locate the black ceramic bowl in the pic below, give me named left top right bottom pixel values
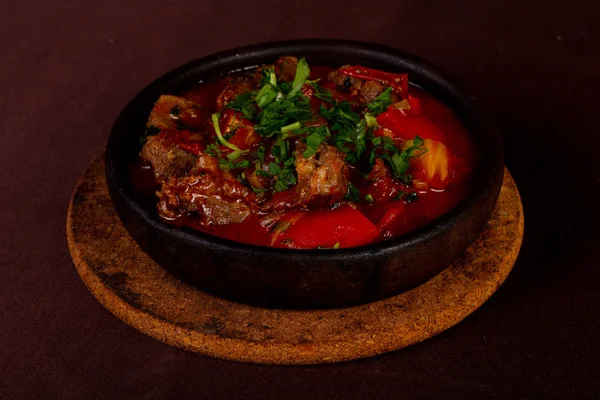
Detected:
left=105, top=39, right=504, bottom=309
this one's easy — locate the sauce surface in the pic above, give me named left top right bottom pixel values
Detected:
left=132, top=58, right=476, bottom=249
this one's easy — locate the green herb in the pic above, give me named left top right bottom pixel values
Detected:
left=268, top=162, right=282, bottom=175
left=278, top=81, right=292, bottom=94
left=255, top=98, right=312, bottom=137
left=211, top=113, right=248, bottom=161
left=303, top=131, right=325, bottom=158
left=366, top=87, right=393, bottom=115
left=218, top=158, right=251, bottom=171
left=205, top=142, right=221, bottom=157
left=225, top=92, right=257, bottom=120
left=256, top=84, right=279, bottom=108
left=382, top=135, right=427, bottom=181
left=271, top=141, right=289, bottom=163
left=364, top=194, right=374, bottom=204
left=394, top=191, right=406, bottom=200
left=237, top=172, right=269, bottom=194
left=405, top=192, right=418, bottom=203
left=283, top=155, right=295, bottom=167
left=256, top=169, right=272, bottom=178
left=281, top=121, right=301, bottom=133
left=311, top=83, right=336, bottom=103
left=330, top=117, right=366, bottom=166
left=287, top=58, right=310, bottom=99
left=317, top=242, right=341, bottom=250
left=364, top=113, right=378, bottom=128
left=345, top=182, right=361, bottom=202
left=273, top=166, right=297, bottom=192
left=255, top=67, right=280, bottom=109
left=256, top=146, right=266, bottom=163
left=320, top=101, right=360, bottom=133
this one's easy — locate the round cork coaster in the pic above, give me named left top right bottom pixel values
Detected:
left=67, top=155, right=523, bottom=365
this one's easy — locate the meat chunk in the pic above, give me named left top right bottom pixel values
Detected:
left=295, top=144, right=349, bottom=208
left=328, top=68, right=401, bottom=104
left=274, top=56, right=298, bottom=82
left=216, top=75, right=259, bottom=109
left=157, top=172, right=253, bottom=224
left=147, top=95, right=207, bottom=130
left=328, top=68, right=363, bottom=90
left=359, top=80, right=387, bottom=103
left=141, top=134, right=196, bottom=180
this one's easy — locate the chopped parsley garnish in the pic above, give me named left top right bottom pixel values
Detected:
left=255, top=97, right=312, bottom=137
left=218, top=158, right=250, bottom=171
left=366, top=87, right=393, bottom=115
left=237, top=172, right=269, bottom=194
left=345, top=182, right=361, bottom=202
left=364, top=112, right=378, bottom=128
left=310, top=83, right=336, bottom=103
left=405, top=192, right=418, bottom=202
left=225, top=92, right=256, bottom=119
left=211, top=113, right=248, bottom=161
left=320, top=101, right=360, bottom=133
left=287, top=58, right=310, bottom=99
left=273, top=164, right=297, bottom=192
left=381, top=135, right=427, bottom=182
left=256, top=146, right=266, bottom=163
left=303, top=129, right=326, bottom=158
left=364, top=194, right=374, bottom=204
left=255, top=67, right=279, bottom=108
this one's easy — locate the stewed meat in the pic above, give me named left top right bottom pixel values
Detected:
left=295, top=144, right=349, bottom=208
left=216, top=75, right=259, bottom=109
left=274, top=56, right=299, bottom=82
left=141, top=134, right=196, bottom=180
left=157, top=169, right=254, bottom=224
left=147, top=95, right=207, bottom=130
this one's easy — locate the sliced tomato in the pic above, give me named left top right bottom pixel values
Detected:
left=273, top=206, right=380, bottom=249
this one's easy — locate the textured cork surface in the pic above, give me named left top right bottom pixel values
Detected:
left=67, top=155, right=523, bottom=365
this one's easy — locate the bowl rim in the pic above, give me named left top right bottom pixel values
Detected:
left=106, top=38, right=503, bottom=261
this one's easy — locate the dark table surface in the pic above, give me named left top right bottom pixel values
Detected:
left=2, top=1, right=599, bottom=399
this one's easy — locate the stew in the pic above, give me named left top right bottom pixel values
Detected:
left=132, top=57, right=476, bottom=249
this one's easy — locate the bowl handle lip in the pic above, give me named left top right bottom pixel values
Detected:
left=105, top=38, right=505, bottom=259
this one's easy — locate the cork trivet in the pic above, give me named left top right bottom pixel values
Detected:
left=67, top=155, right=523, bottom=365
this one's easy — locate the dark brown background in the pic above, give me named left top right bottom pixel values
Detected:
left=1, top=0, right=599, bottom=399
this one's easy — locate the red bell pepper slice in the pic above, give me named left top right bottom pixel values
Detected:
left=338, top=65, right=409, bottom=96
left=274, top=206, right=380, bottom=249
left=376, top=201, right=405, bottom=231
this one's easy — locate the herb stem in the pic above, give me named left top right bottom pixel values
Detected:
left=281, top=121, right=301, bottom=133
left=211, top=113, right=248, bottom=154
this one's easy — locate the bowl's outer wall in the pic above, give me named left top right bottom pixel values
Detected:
left=105, top=40, right=504, bottom=309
